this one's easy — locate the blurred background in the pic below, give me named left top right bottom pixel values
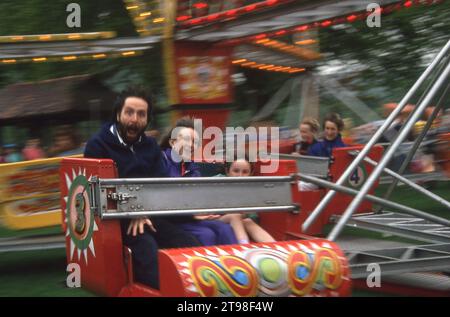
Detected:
left=0, top=0, right=449, bottom=296
left=0, top=0, right=448, bottom=153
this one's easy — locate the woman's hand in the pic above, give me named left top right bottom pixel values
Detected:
left=194, top=214, right=221, bottom=220
left=127, top=217, right=156, bottom=236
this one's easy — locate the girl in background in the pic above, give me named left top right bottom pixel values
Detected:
left=293, top=117, right=320, bottom=155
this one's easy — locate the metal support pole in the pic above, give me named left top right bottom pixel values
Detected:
left=101, top=205, right=296, bottom=220
left=302, top=39, right=450, bottom=232
left=298, top=173, right=450, bottom=227
left=97, top=175, right=292, bottom=185
left=327, top=61, right=450, bottom=241
left=355, top=155, right=450, bottom=210
left=377, top=82, right=450, bottom=211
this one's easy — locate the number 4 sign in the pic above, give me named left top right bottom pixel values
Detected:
left=347, top=165, right=367, bottom=188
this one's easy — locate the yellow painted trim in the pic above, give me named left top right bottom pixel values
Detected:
left=0, top=154, right=81, bottom=169
left=0, top=154, right=82, bottom=230
left=1, top=203, right=61, bottom=230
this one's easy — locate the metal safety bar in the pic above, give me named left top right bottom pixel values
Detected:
left=97, top=175, right=292, bottom=185
left=377, top=79, right=450, bottom=211
left=297, top=173, right=450, bottom=227
left=328, top=58, right=450, bottom=241
left=334, top=211, right=450, bottom=244
left=302, top=39, right=450, bottom=233
left=275, top=153, right=330, bottom=178
left=89, top=175, right=297, bottom=220
left=0, top=235, right=65, bottom=253
left=347, top=151, right=450, bottom=211
left=101, top=206, right=297, bottom=220
left=347, top=243, right=450, bottom=279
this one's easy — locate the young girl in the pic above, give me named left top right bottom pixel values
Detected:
left=293, top=117, right=320, bottom=156
left=160, top=117, right=238, bottom=246
left=219, top=157, right=275, bottom=244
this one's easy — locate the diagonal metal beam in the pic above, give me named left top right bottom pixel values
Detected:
left=298, top=173, right=450, bottom=228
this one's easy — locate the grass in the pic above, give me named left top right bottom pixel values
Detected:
left=325, top=181, right=450, bottom=243
left=0, top=249, right=93, bottom=297
left=0, top=225, right=61, bottom=239
left=375, top=181, right=450, bottom=219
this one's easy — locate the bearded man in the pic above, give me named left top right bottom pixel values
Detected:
left=84, top=87, right=200, bottom=289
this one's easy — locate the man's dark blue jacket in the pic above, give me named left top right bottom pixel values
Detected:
left=84, top=123, right=168, bottom=178
left=83, top=123, right=199, bottom=289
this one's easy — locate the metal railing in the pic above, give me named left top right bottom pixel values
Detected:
left=302, top=39, right=450, bottom=237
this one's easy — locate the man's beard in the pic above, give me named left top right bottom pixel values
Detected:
left=117, top=121, right=146, bottom=144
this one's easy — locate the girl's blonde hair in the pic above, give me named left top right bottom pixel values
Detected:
left=301, top=117, right=320, bottom=135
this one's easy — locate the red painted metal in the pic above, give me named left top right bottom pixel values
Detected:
left=159, top=240, right=351, bottom=297
left=60, top=158, right=127, bottom=296
left=255, top=159, right=324, bottom=238
left=324, top=145, right=384, bottom=221
left=173, top=41, right=234, bottom=105
left=178, top=108, right=231, bottom=131
left=257, top=145, right=383, bottom=238
left=118, top=283, right=162, bottom=297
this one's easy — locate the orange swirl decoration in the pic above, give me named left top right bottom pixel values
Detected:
left=189, top=255, right=259, bottom=297
left=287, top=247, right=343, bottom=296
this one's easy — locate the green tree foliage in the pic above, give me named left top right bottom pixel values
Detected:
left=0, top=1, right=448, bottom=120
left=317, top=2, right=450, bottom=122
left=0, top=0, right=135, bottom=36
left=0, top=1, right=165, bottom=93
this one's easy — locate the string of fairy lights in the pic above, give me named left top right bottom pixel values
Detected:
left=232, top=58, right=306, bottom=74
left=176, top=0, right=295, bottom=25
left=123, top=0, right=165, bottom=36
left=216, top=0, right=444, bottom=47
left=253, top=38, right=321, bottom=61
left=0, top=2, right=162, bottom=64
left=177, top=0, right=442, bottom=31
left=231, top=37, right=318, bottom=73
left=0, top=31, right=116, bottom=43
left=1, top=50, right=143, bottom=65
left=0, top=1, right=166, bottom=64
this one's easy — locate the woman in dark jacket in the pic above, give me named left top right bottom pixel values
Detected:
left=160, top=117, right=238, bottom=246
left=308, top=113, right=347, bottom=158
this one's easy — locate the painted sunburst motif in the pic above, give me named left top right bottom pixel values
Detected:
left=64, top=168, right=98, bottom=265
